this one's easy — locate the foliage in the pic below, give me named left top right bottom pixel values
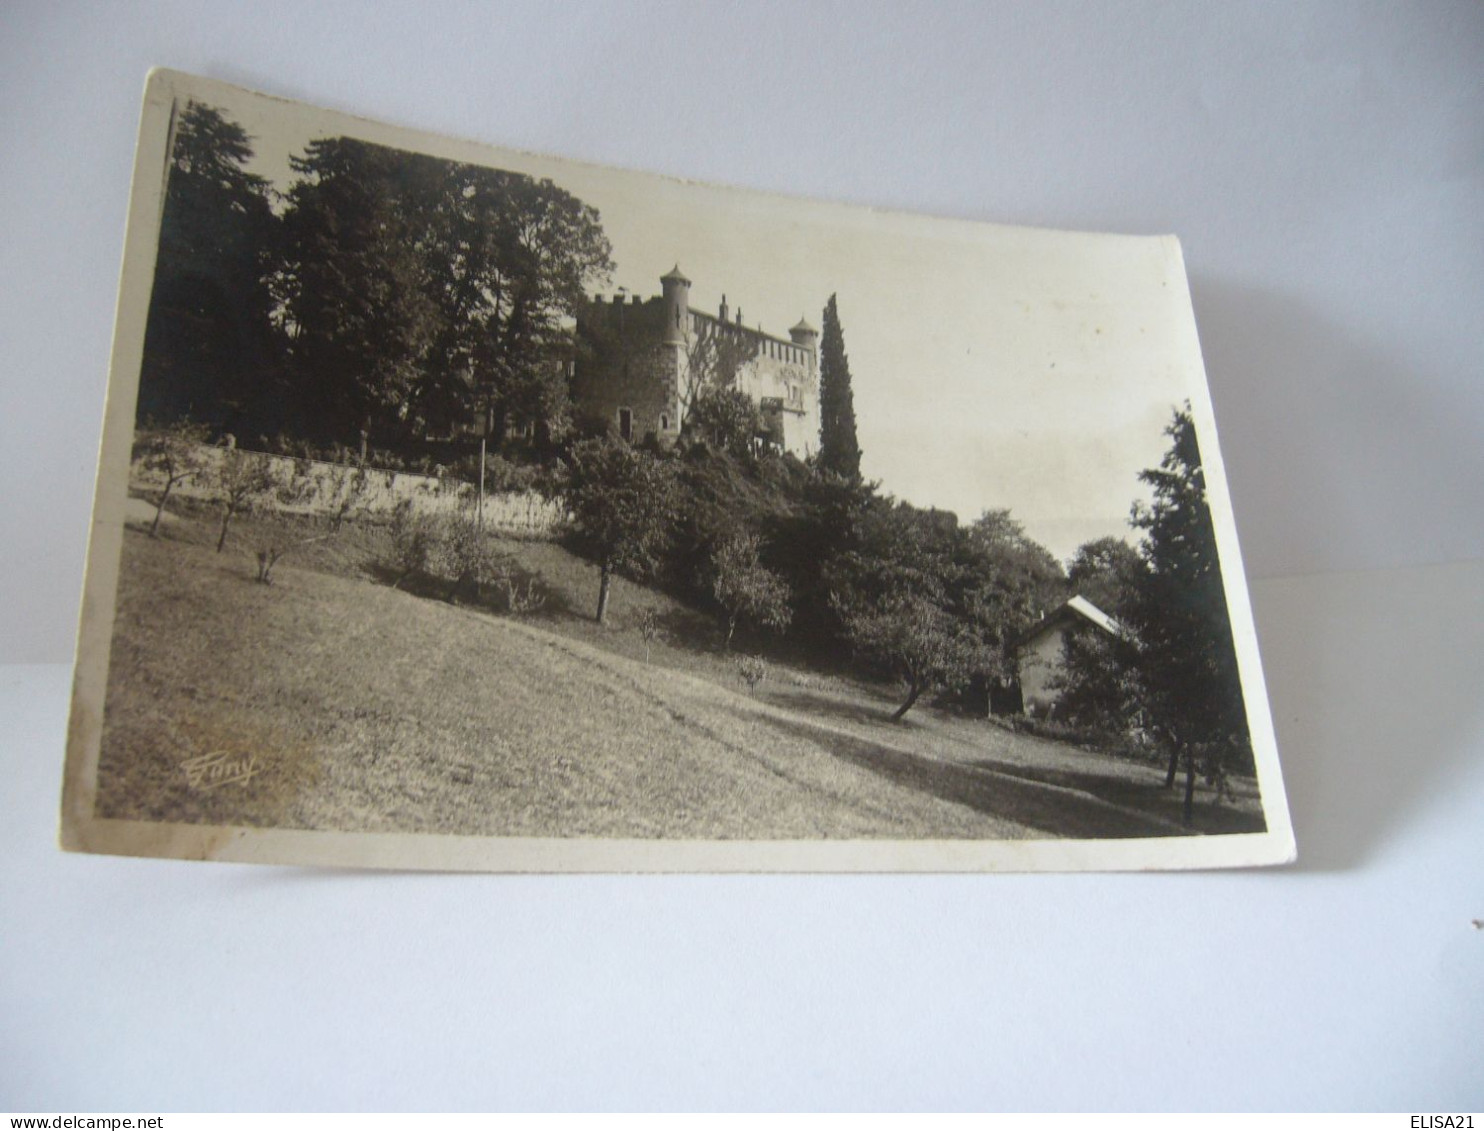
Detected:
left=957, top=509, right=1068, bottom=681
left=827, top=500, right=987, bottom=720
left=834, top=591, right=981, bottom=722
left=252, top=527, right=334, bottom=586
left=637, top=608, right=662, bottom=662
left=680, top=322, right=759, bottom=431
left=817, top=294, right=861, bottom=480
left=325, top=463, right=372, bottom=531
left=735, top=654, right=769, bottom=689
left=820, top=499, right=1063, bottom=718
left=1066, top=536, right=1141, bottom=619
left=1048, top=621, right=1143, bottom=738
left=138, top=102, right=282, bottom=436
left=708, top=532, right=792, bottom=649
left=684, top=387, right=764, bottom=458
left=561, top=436, right=677, bottom=623
left=276, top=138, right=612, bottom=449
left=1125, top=406, right=1253, bottom=822
left=760, top=468, right=876, bottom=651
left=387, top=499, right=437, bottom=588
left=430, top=509, right=510, bottom=604
left=132, top=419, right=211, bottom=536
left=499, top=574, right=547, bottom=615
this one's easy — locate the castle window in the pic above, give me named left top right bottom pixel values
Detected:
left=660, top=413, right=670, bottom=431
left=618, top=407, right=633, bottom=441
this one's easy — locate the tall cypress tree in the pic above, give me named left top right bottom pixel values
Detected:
left=818, top=293, right=861, bottom=479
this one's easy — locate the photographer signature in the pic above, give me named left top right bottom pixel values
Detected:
left=181, top=749, right=262, bottom=791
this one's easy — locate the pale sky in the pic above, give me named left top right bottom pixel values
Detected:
left=229, top=87, right=1204, bottom=566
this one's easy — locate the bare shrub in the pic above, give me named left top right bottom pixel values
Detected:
left=212, top=449, right=275, bottom=553
left=736, top=654, right=769, bottom=689
left=326, top=463, right=371, bottom=531
left=431, top=509, right=509, bottom=604
left=638, top=608, right=662, bottom=662
left=254, top=539, right=330, bottom=586
left=386, top=499, right=436, bottom=589
left=501, top=575, right=547, bottom=616
left=132, top=419, right=210, bottom=536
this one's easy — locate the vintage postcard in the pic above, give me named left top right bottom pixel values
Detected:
left=62, top=69, right=1294, bottom=870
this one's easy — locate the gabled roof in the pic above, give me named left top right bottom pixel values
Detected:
left=1019, top=594, right=1122, bottom=646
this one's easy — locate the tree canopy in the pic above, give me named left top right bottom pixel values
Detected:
left=1066, top=536, right=1141, bottom=619
left=138, top=101, right=281, bottom=433
left=562, top=435, right=677, bottom=624
left=684, top=386, right=764, bottom=457
left=708, top=531, right=792, bottom=650
left=828, top=500, right=998, bottom=720
left=277, top=137, right=613, bottom=448
left=1125, top=406, right=1252, bottom=821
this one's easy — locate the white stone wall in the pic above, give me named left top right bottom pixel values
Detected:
left=130, top=443, right=568, bottom=538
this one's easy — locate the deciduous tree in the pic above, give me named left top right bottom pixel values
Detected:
left=827, top=500, right=983, bottom=721
left=684, top=387, right=763, bottom=457
left=277, top=140, right=612, bottom=449
left=1066, top=536, right=1141, bottom=619
left=708, top=531, right=792, bottom=650
left=132, top=419, right=211, bottom=537
left=956, top=509, right=1067, bottom=688
left=211, top=449, right=275, bottom=553
left=562, top=437, right=677, bottom=624
left=835, top=591, right=980, bottom=721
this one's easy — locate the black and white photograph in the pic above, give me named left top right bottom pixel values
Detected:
left=62, top=69, right=1292, bottom=870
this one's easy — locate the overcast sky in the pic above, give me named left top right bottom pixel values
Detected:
left=233, top=87, right=1203, bottom=565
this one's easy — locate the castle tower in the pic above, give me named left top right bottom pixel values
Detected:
left=661, top=265, right=691, bottom=346
left=790, top=316, right=819, bottom=368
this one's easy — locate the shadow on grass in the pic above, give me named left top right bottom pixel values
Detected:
left=763, top=715, right=1201, bottom=839
left=651, top=605, right=721, bottom=652
left=968, top=760, right=1266, bottom=837
left=363, top=561, right=577, bottom=620
left=756, top=685, right=908, bottom=729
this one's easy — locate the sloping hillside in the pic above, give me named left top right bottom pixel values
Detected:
left=96, top=519, right=1263, bottom=838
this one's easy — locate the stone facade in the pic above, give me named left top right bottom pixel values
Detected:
left=571, top=267, right=819, bottom=457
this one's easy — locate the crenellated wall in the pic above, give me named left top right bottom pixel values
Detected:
left=571, top=294, right=683, bottom=444
left=687, top=309, right=818, bottom=456
left=572, top=272, right=819, bottom=456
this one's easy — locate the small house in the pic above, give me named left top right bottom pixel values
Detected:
left=1016, top=595, right=1122, bottom=718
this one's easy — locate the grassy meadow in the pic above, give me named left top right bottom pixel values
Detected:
left=95, top=497, right=1265, bottom=839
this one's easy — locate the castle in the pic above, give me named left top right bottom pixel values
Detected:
left=570, top=266, right=820, bottom=457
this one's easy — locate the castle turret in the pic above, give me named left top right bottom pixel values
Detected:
left=661, top=265, right=691, bottom=345
left=790, top=316, right=819, bottom=357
